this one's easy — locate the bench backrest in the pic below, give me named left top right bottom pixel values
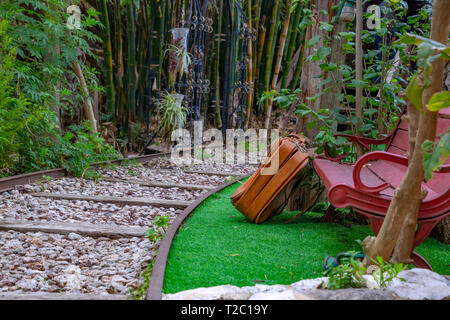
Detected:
left=386, top=107, right=450, bottom=166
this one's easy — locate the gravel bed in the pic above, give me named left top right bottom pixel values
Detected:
left=0, top=155, right=256, bottom=298
left=0, top=231, right=155, bottom=295
left=18, top=178, right=204, bottom=201
left=0, top=190, right=180, bottom=227
left=99, top=157, right=255, bottom=186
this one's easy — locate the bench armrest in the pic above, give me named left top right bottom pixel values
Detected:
left=353, top=151, right=409, bottom=194
left=436, top=164, right=450, bottom=173
left=319, top=134, right=392, bottom=163
left=335, top=134, right=392, bottom=151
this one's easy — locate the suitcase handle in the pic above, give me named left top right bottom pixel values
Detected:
left=286, top=133, right=309, bottom=153
left=287, top=133, right=310, bottom=145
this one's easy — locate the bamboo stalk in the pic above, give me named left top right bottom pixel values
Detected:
left=252, top=0, right=262, bottom=84
left=214, top=0, right=224, bottom=127
left=113, top=0, right=124, bottom=120
left=355, top=0, right=363, bottom=157
left=126, top=2, right=137, bottom=122
left=289, top=38, right=305, bottom=90
left=254, top=15, right=266, bottom=99
left=281, top=3, right=302, bottom=89
left=265, top=0, right=292, bottom=128
left=244, top=0, right=253, bottom=128
left=262, top=0, right=280, bottom=125
left=157, top=0, right=166, bottom=90
left=99, top=0, right=115, bottom=117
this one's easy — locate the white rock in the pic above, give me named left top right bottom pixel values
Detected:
left=291, top=277, right=328, bottom=290
left=362, top=275, right=380, bottom=290
left=164, top=285, right=243, bottom=300
left=111, top=275, right=127, bottom=283
left=387, top=268, right=450, bottom=300
left=249, top=288, right=312, bottom=300
left=16, top=279, right=38, bottom=291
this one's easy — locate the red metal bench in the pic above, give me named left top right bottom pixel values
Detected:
left=313, top=107, right=450, bottom=269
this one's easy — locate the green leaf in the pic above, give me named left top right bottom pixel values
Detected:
left=358, top=124, right=373, bottom=133
left=422, top=132, right=450, bottom=180
left=319, top=22, right=334, bottom=32
left=313, top=47, right=331, bottom=61
left=335, top=113, right=348, bottom=123
left=351, top=79, right=368, bottom=89
left=396, top=33, right=447, bottom=50
left=306, top=121, right=318, bottom=130
left=307, top=35, right=321, bottom=48
left=319, top=63, right=338, bottom=72
left=426, top=91, right=450, bottom=112
left=351, top=116, right=360, bottom=125
left=319, top=78, right=332, bottom=86
left=406, top=75, right=425, bottom=113
left=295, top=109, right=312, bottom=117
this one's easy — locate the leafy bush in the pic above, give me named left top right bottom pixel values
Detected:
left=0, top=7, right=120, bottom=178
left=57, top=122, right=122, bottom=178
left=0, top=0, right=102, bottom=111
left=0, top=20, right=60, bottom=176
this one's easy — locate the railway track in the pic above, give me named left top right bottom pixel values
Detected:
left=0, top=153, right=255, bottom=300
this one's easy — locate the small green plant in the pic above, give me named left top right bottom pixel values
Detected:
left=144, top=215, right=171, bottom=242
left=42, top=175, right=53, bottom=182
left=224, top=176, right=237, bottom=183
left=326, top=251, right=367, bottom=290
left=370, top=256, right=407, bottom=288
left=128, top=259, right=155, bottom=300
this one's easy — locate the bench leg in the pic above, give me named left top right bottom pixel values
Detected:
left=369, top=217, right=384, bottom=235
left=320, top=206, right=336, bottom=222
left=413, top=220, right=441, bottom=248
left=411, top=251, right=433, bottom=270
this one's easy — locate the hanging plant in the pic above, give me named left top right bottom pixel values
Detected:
left=165, top=28, right=192, bottom=90
left=165, top=42, right=193, bottom=89
left=157, top=91, right=187, bottom=140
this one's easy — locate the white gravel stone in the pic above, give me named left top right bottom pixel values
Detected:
left=386, top=269, right=450, bottom=300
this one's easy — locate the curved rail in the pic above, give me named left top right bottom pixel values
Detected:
left=146, top=175, right=248, bottom=300
left=0, top=149, right=253, bottom=299
left=0, top=152, right=170, bottom=194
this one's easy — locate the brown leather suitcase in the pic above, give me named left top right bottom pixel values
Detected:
left=231, top=134, right=310, bottom=224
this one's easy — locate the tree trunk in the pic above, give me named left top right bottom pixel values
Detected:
left=362, top=0, right=450, bottom=267
left=72, top=61, right=98, bottom=132
left=295, top=0, right=338, bottom=139
left=431, top=61, right=450, bottom=244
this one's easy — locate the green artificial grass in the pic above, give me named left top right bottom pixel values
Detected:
left=163, top=181, right=450, bottom=294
